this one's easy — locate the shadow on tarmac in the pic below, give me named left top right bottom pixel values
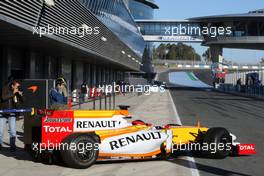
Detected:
left=169, top=158, right=252, bottom=176
left=0, top=133, right=254, bottom=175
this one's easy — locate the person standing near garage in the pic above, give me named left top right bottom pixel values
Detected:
left=0, top=80, right=23, bottom=152
left=50, top=78, right=68, bottom=110
left=80, top=81, right=88, bottom=104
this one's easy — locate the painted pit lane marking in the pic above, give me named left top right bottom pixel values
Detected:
left=168, top=90, right=200, bottom=176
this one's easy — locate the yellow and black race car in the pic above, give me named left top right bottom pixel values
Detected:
left=0, top=106, right=255, bottom=168
left=7, top=106, right=253, bottom=169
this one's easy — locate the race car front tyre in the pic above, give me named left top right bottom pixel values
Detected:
left=202, top=127, right=232, bottom=159
left=61, top=134, right=99, bottom=169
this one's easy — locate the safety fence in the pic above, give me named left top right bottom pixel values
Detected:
left=225, top=70, right=264, bottom=85
left=219, top=70, right=264, bottom=97
left=218, top=84, right=264, bottom=97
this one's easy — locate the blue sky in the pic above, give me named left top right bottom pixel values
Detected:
left=154, top=0, right=264, bottom=64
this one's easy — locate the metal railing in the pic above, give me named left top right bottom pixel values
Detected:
left=218, top=84, right=264, bottom=98
left=71, top=89, right=116, bottom=110
left=0, top=109, right=32, bottom=114
left=225, top=70, right=264, bottom=85
left=154, top=59, right=264, bottom=70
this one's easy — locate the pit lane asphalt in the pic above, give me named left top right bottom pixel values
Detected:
left=159, top=70, right=264, bottom=176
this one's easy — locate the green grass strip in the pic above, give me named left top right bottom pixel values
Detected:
left=187, top=72, right=198, bottom=81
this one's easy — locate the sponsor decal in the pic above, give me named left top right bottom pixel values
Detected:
left=74, top=116, right=128, bottom=131
left=109, top=131, right=162, bottom=150
left=76, top=120, right=118, bottom=129
left=44, top=117, right=72, bottom=123
left=41, top=111, right=74, bottom=146
left=27, top=86, right=38, bottom=93
left=238, top=144, right=256, bottom=155
left=43, top=125, right=72, bottom=133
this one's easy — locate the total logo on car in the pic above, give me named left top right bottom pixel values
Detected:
left=43, top=125, right=72, bottom=133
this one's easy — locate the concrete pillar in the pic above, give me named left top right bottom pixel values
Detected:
left=109, top=68, right=113, bottom=83
left=116, top=72, right=118, bottom=81
left=113, top=70, right=116, bottom=82
left=117, top=71, right=120, bottom=81
left=91, top=64, right=97, bottom=87
left=1, top=47, right=12, bottom=82
left=0, top=48, right=2, bottom=91
left=72, top=60, right=84, bottom=90
left=24, top=51, right=37, bottom=79
left=44, top=56, right=52, bottom=79
left=101, top=68, right=106, bottom=84
left=107, top=68, right=110, bottom=84
left=97, top=67, right=101, bottom=85
left=59, top=57, right=72, bottom=89
left=121, top=71, right=125, bottom=81
left=1, top=48, right=10, bottom=87
left=84, top=64, right=91, bottom=86
left=105, top=68, right=109, bottom=84
left=262, top=70, right=264, bottom=85
left=48, top=57, right=59, bottom=79
left=210, top=45, right=223, bottom=63
left=29, top=53, right=37, bottom=79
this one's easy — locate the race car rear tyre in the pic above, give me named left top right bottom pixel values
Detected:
left=61, top=134, right=99, bottom=169
left=202, top=127, right=232, bottom=159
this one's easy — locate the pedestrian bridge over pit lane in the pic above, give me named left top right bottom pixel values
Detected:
left=135, top=16, right=264, bottom=50
left=136, top=17, right=264, bottom=63
left=136, top=20, right=204, bottom=42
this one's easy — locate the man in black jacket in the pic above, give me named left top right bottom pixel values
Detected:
left=0, top=80, right=23, bottom=152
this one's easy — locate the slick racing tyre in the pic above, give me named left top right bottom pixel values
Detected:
left=61, top=134, right=99, bottom=169
left=202, top=127, right=232, bottom=159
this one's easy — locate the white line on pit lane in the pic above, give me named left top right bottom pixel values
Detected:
left=168, top=90, right=200, bottom=176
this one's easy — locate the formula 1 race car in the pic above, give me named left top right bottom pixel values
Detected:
left=20, top=106, right=255, bottom=169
